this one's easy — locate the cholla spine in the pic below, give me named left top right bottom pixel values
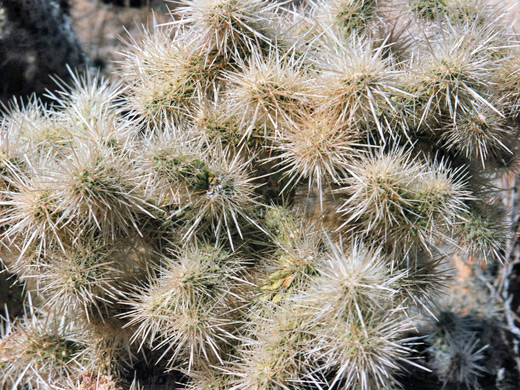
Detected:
left=0, top=0, right=518, bottom=388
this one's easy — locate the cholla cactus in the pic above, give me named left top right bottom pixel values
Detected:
left=0, top=300, right=90, bottom=389
left=425, top=311, right=490, bottom=389
left=1, top=0, right=519, bottom=388
left=124, top=242, right=249, bottom=371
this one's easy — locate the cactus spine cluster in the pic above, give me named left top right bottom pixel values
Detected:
left=0, top=0, right=518, bottom=388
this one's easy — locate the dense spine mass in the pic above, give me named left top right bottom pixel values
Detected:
left=0, top=0, right=519, bottom=388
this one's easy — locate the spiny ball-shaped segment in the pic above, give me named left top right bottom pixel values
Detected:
left=53, top=141, right=152, bottom=239
left=268, top=111, right=362, bottom=204
left=0, top=310, right=89, bottom=389
left=407, top=30, right=498, bottom=128
left=1, top=97, right=71, bottom=157
left=139, top=126, right=206, bottom=207
left=456, top=201, right=510, bottom=263
left=311, top=0, right=379, bottom=36
left=191, top=99, right=246, bottom=148
left=415, top=160, right=472, bottom=235
left=410, top=0, right=505, bottom=26
left=47, top=71, right=127, bottom=142
left=493, top=51, right=520, bottom=117
left=408, top=0, right=449, bottom=21
left=228, top=304, right=316, bottom=389
left=123, top=243, right=248, bottom=371
left=300, top=239, right=405, bottom=322
left=312, top=34, right=407, bottom=139
left=426, top=312, right=489, bottom=389
left=225, top=48, right=312, bottom=139
left=39, top=235, right=147, bottom=323
left=181, top=142, right=260, bottom=248
left=437, top=103, right=513, bottom=168
left=122, top=27, right=226, bottom=124
left=394, top=251, right=447, bottom=314
left=0, top=158, right=64, bottom=261
left=336, top=148, right=471, bottom=252
left=305, top=306, right=414, bottom=390
left=336, top=148, right=425, bottom=238
left=175, top=0, right=280, bottom=59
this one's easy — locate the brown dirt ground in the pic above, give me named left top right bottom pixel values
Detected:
left=70, top=0, right=170, bottom=76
